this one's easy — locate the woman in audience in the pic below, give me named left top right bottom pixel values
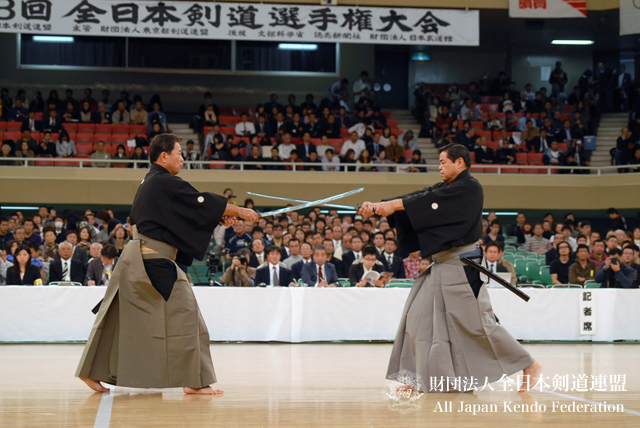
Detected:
left=0, top=143, right=15, bottom=165
left=360, top=230, right=371, bottom=245
left=39, top=227, right=58, bottom=260
left=379, top=127, right=392, bottom=147
left=56, top=131, right=77, bottom=157
left=209, top=135, right=228, bottom=160
left=46, top=90, right=62, bottom=111
left=341, top=148, right=357, bottom=172
left=254, top=104, right=265, bottom=122
left=77, top=226, right=94, bottom=252
left=361, top=128, right=374, bottom=145
left=14, top=141, right=35, bottom=166
left=29, top=91, right=45, bottom=112
left=245, top=144, right=264, bottom=170
left=147, top=122, right=164, bottom=141
left=373, top=149, right=394, bottom=172
left=294, top=229, right=306, bottom=243
left=6, top=244, right=41, bottom=285
left=407, top=150, right=427, bottom=173
left=112, top=144, right=130, bottom=168
left=5, top=240, right=18, bottom=263
left=634, top=227, right=640, bottom=248
left=244, top=199, right=255, bottom=210
left=108, top=225, right=129, bottom=257
left=517, top=221, right=534, bottom=244
left=130, top=146, right=148, bottom=168
left=62, top=101, right=80, bottom=123
left=356, top=149, right=374, bottom=172
left=79, top=101, right=93, bottom=123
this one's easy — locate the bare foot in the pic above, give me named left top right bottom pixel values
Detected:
left=519, top=360, right=542, bottom=392
left=183, top=386, right=223, bottom=395
left=79, top=377, right=110, bottom=392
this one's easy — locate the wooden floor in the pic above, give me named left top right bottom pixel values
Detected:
left=0, top=343, right=639, bottom=427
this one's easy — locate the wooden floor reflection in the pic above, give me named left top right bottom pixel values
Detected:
left=0, top=343, right=639, bottom=427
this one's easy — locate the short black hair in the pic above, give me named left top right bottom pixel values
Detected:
left=438, top=143, right=471, bottom=168
left=485, top=242, right=502, bottom=252
left=607, top=208, right=618, bottom=215
left=576, top=244, right=590, bottom=252
left=101, top=244, right=118, bottom=259
left=609, top=248, right=622, bottom=257
left=624, top=243, right=640, bottom=253
left=149, top=133, right=181, bottom=163
left=362, top=245, right=378, bottom=258
left=265, top=245, right=281, bottom=255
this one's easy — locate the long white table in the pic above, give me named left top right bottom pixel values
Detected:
left=1, top=287, right=639, bottom=343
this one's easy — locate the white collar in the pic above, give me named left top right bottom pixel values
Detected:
left=269, top=263, right=279, bottom=269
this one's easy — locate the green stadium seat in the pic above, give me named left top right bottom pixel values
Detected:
left=339, top=278, right=351, bottom=287
left=514, top=259, right=529, bottom=282
left=387, top=282, right=413, bottom=288
left=539, top=266, right=552, bottom=287
left=552, top=284, right=583, bottom=288
left=584, top=280, right=601, bottom=289
left=48, top=281, right=83, bottom=286
left=526, top=261, right=541, bottom=283
left=502, top=254, right=515, bottom=265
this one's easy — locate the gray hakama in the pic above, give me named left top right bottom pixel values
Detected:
left=386, top=243, right=534, bottom=392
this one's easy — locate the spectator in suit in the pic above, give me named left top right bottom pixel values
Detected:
left=111, top=102, right=131, bottom=124
left=341, top=235, right=363, bottom=275
left=322, top=239, right=343, bottom=278
left=254, top=246, right=295, bottom=287
left=301, top=245, right=340, bottom=287
left=614, top=64, right=632, bottom=112
left=249, top=238, right=266, bottom=268
left=484, top=220, right=505, bottom=246
left=474, top=136, right=495, bottom=164
left=219, top=248, right=255, bottom=287
left=21, top=110, right=42, bottom=133
left=285, top=112, right=307, bottom=138
left=85, top=244, right=118, bottom=286
left=34, top=132, right=57, bottom=158
left=253, top=114, right=271, bottom=139
left=350, top=245, right=386, bottom=287
left=454, top=127, right=476, bottom=151
left=49, top=241, right=86, bottom=283
left=92, top=102, right=112, bottom=124
left=621, top=244, right=640, bottom=287
left=296, top=132, right=317, bottom=160
left=379, top=238, right=405, bottom=279
left=595, top=248, right=636, bottom=288
left=6, top=244, right=42, bottom=285
left=484, top=242, right=510, bottom=288
left=290, top=242, right=313, bottom=280
left=61, top=230, right=89, bottom=266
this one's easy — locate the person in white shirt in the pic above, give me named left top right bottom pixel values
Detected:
left=340, top=132, right=366, bottom=158
left=315, top=135, right=332, bottom=158
left=353, top=71, right=372, bottom=106
left=255, top=246, right=295, bottom=287
left=549, top=225, right=578, bottom=251
left=348, top=118, right=374, bottom=138
left=322, top=148, right=340, bottom=171
left=235, top=113, right=256, bottom=137
left=278, top=133, right=296, bottom=160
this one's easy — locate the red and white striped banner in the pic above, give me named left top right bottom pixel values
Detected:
left=509, top=0, right=587, bottom=18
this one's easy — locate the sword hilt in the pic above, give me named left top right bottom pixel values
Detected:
left=355, top=204, right=376, bottom=215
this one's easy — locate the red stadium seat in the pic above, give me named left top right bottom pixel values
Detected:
left=31, top=132, right=40, bottom=142
left=328, top=139, right=343, bottom=148
left=487, top=140, right=500, bottom=150
left=387, top=119, right=398, bottom=128
left=56, top=159, right=79, bottom=167
left=527, top=153, right=544, bottom=163
left=35, top=159, right=55, bottom=167
left=515, top=153, right=528, bottom=165
left=476, top=130, right=492, bottom=139
left=93, top=134, right=112, bottom=144
left=3, top=131, right=21, bottom=141
left=77, top=123, right=95, bottom=133
left=469, top=152, right=476, bottom=162
left=95, top=124, right=112, bottom=134
left=130, top=125, right=146, bottom=134
left=76, top=143, right=94, bottom=155
left=220, top=126, right=235, bottom=135
left=129, top=133, right=147, bottom=140
left=560, top=113, right=569, bottom=121
left=112, top=133, right=129, bottom=144
left=563, top=105, right=574, bottom=112
left=111, top=124, right=130, bottom=134
left=77, top=155, right=92, bottom=167
left=104, top=144, right=116, bottom=155
left=0, top=132, right=3, bottom=141
left=35, top=112, right=43, bottom=120
left=62, top=123, right=78, bottom=133
left=499, top=165, right=520, bottom=174
left=470, top=121, right=484, bottom=129
left=63, top=132, right=73, bottom=142
left=495, top=112, right=506, bottom=119
left=7, top=121, right=22, bottom=131
left=390, top=129, right=403, bottom=137
left=558, top=143, right=568, bottom=152
left=470, top=164, right=484, bottom=173
left=340, top=128, right=351, bottom=136
left=310, top=138, right=322, bottom=146
left=404, top=150, right=413, bottom=159
left=209, top=161, right=225, bottom=169
left=381, top=110, right=392, bottom=118
left=0, top=122, right=6, bottom=131
left=219, top=116, right=241, bottom=125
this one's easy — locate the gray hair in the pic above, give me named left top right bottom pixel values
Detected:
left=59, top=241, right=73, bottom=250
left=90, top=242, right=103, bottom=251
left=312, top=245, right=327, bottom=255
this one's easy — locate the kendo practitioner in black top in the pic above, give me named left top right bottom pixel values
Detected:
left=76, top=134, right=259, bottom=395
left=359, top=144, right=542, bottom=393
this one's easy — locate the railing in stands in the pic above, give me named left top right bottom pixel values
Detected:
left=0, top=157, right=633, bottom=175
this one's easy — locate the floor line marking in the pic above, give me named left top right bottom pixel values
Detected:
left=93, top=390, right=114, bottom=428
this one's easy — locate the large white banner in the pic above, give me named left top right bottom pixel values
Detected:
left=509, top=0, right=587, bottom=18
left=620, top=0, right=640, bottom=35
left=0, top=1, right=479, bottom=46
